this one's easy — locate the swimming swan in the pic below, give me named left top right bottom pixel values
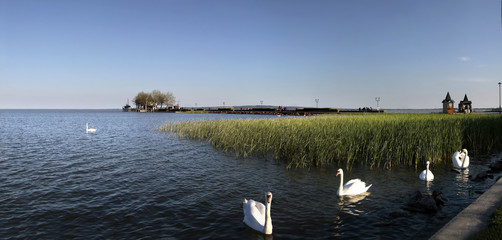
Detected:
left=336, top=169, right=372, bottom=196
left=243, top=192, right=272, bottom=235
left=419, top=161, right=434, bottom=181
left=452, top=149, right=469, bottom=169
left=86, top=123, right=96, bottom=133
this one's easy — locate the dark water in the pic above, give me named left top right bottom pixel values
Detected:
left=1, top=110, right=501, bottom=239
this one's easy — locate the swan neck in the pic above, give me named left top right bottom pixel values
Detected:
left=264, top=202, right=272, bottom=234
left=461, top=151, right=467, bottom=168
left=338, top=172, right=344, bottom=196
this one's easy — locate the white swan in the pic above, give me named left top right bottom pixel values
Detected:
left=419, top=161, right=434, bottom=181
left=336, top=169, right=372, bottom=196
left=452, top=149, right=469, bottom=169
left=86, top=123, right=96, bottom=133
left=243, top=192, right=272, bottom=235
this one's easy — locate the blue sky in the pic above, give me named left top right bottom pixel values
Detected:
left=1, top=0, right=502, bottom=109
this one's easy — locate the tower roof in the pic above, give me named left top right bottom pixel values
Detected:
left=442, top=92, right=455, bottom=103
left=461, top=94, right=471, bottom=104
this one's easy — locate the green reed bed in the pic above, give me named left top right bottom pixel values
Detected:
left=160, top=114, right=502, bottom=169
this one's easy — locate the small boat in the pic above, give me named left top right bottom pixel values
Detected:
left=122, top=99, right=131, bottom=112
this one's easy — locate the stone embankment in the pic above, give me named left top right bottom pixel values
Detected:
left=430, top=176, right=502, bottom=240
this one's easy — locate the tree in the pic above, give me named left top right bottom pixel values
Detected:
left=133, top=91, right=151, bottom=110
left=132, top=92, right=144, bottom=109
left=133, top=90, right=175, bottom=111
left=163, top=91, right=175, bottom=108
left=152, top=90, right=166, bottom=109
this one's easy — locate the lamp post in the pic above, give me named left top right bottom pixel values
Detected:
left=499, top=82, right=501, bottom=113
left=315, top=99, right=319, bottom=108
left=375, top=97, right=381, bottom=112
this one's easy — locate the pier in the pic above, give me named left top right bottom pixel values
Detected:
left=124, top=105, right=386, bottom=115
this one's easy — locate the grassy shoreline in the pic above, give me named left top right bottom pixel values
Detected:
left=161, top=113, right=502, bottom=169
left=470, top=204, right=502, bottom=240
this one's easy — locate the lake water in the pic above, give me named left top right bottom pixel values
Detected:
left=1, top=110, right=501, bottom=239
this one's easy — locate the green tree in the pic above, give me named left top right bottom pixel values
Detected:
left=133, top=91, right=151, bottom=110
left=133, top=90, right=175, bottom=111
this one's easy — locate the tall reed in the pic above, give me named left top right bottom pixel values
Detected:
left=160, top=114, right=502, bottom=169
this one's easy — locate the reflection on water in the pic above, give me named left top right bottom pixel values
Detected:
left=338, top=192, right=370, bottom=216
left=454, top=168, right=470, bottom=184
left=0, top=110, right=501, bottom=239
left=340, top=192, right=371, bottom=205
left=425, top=180, right=433, bottom=194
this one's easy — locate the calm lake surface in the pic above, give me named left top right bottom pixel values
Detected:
left=1, top=109, right=501, bottom=239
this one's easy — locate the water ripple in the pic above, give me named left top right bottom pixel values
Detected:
left=0, top=110, right=501, bottom=239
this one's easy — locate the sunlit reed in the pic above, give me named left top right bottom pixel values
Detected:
left=160, top=114, right=502, bottom=169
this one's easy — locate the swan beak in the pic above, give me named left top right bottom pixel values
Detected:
left=267, top=195, right=272, bottom=203
left=336, top=172, right=340, bottom=176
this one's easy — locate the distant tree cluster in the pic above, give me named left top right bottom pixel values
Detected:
left=133, top=90, right=175, bottom=110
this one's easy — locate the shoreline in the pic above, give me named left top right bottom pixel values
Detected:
left=430, top=176, right=502, bottom=240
